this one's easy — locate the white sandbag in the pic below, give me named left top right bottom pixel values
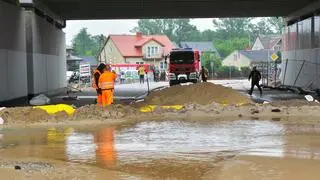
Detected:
left=263, top=101, right=270, bottom=104
left=305, top=95, right=314, bottom=102
left=0, top=117, right=4, bottom=125
left=0, top=107, right=5, bottom=125
left=29, top=94, right=51, bottom=106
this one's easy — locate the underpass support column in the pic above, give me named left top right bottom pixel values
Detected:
left=25, top=11, right=35, bottom=99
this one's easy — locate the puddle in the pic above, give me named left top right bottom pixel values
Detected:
left=1, top=120, right=320, bottom=179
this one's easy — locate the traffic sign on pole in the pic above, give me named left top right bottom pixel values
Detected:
left=271, top=53, right=279, bottom=61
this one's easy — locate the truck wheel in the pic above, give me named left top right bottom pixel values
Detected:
left=169, top=80, right=176, bottom=86
left=192, top=79, right=198, bottom=84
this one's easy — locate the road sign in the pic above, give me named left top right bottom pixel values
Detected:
left=271, top=53, right=279, bottom=61
left=79, top=64, right=91, bottom=77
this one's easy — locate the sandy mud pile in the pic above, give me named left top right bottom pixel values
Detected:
left=270, top=99, right=320, bottom=107
left=73, top=104, right=139, bottom=120
left=0, top=107, right=69, bottom=125
left=144, top=82, right=252, bottom=105
left=0, top=104, right=140, bottom=125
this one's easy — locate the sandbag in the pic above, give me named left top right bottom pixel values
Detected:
left=30, top=94, right=51, bottom=106
left=34, top=104, right=75, bottom=116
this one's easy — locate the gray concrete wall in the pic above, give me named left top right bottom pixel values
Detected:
left=0, top=1, right=66, bottom=102
left=282, top=49, right=320, bottom=89
left=0, top=1, right=28, bottom=101
left=26, top=11, right=66, bottom=95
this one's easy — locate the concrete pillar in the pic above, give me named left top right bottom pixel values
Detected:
left=0, top=1, right=28, bottom=102
left=0, top=1, right=66, bottom=103
left=24, top=10, right=66, bottom=98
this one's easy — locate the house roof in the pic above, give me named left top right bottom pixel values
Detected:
left=180, top=41, right=221, bottom=57
left=67, top=55, right=83, bottom=61
left=108, top=34, right=175, bottom=57
left=135, top=37, right=165, bottom=47
left=258, top=35, right=282, bottom=49
left=80, top=56, right=98, bottom=66
left=239, top=50, right=276, bottom=63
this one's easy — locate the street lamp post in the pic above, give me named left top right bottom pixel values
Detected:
left=211, top=51, right=216, bottom=79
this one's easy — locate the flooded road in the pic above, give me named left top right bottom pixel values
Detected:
left=1, top=120, right=320, bottom=179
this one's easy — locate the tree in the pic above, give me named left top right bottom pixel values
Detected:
left=248, top=19, right=274, bottom=43
left=201, top=51, right=222, bottom=78
left=266, top=17, right=285, bottom=34
left=131, top=19, right=201, bottom=44
left=214, top=38, right=249, bottom=58
left=91, top=34, right=107, bottom=56
left=72, top=28, right=103, bottom=56
left=212, top=18, right=252, bottom=39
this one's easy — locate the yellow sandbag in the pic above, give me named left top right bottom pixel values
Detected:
left=140, top=105, right=184, bottom=113
left=161, top=105, right=184, bottom=110
left=34, top=104, right=75, bottom=116
left=140, top=105, right=156, bottom=113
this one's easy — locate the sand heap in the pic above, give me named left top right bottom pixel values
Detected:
left=74, top=104, right=139, bottom=120
left=144, top=82, right=252, bottom=106
left=0, top=107, right=69, bottom=125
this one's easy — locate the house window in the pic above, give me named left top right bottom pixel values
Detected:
left=151, top=47, right=155, bottom=55
left=147, top=47, right=151, bottom=57
left=147, top=46, right=159, bottom=58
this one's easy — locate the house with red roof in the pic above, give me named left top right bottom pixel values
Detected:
left=98, top=32, right=175, bottom=70
left=251, top=35, right=282, bottom=51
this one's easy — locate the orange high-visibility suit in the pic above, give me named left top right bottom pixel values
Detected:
left=95, top=128, right=116, bottom=167
left=98, top=71, right=117, bottom=106
left=92, top=70, right=102, bottom=105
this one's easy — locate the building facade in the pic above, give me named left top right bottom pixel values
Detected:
left=98, top=33, right=175, bottom=70
left=281, top=16, right=320, bottom=89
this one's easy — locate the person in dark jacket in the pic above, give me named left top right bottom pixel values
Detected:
left=248, top=66, right=262, bottom=96
left=200, top=66, right=209, bottom=82
left=93, top=63, right=106, bottom=104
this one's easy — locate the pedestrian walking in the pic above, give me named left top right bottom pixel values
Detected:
left=120, top=71, right=125, bottom=84
left=92, top=63, right=106, bottom=105
left=248, top=66, right=262, bottom=96
left=200, top=66, right=209, bottom=82
left=138, top=65, right=145, bottom=84
left=99, top=65, right=117, bottom=106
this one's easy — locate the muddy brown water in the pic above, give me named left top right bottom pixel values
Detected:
left=1, top=120, right=320, bottom=179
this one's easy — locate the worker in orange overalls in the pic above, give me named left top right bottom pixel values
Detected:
left=95, top=127, right=116, bottom=167
left=98, top=65, right=117, bottom=106
left=92, top=63, right=106, bottom=105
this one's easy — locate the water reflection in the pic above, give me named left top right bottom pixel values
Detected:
left=115, top=120, right=286, bottom=163
left=66, top=131, right=96, bottom=163
left=95, top=128, right=117, bottom=167
left=0, top=120, right=320, bottom=169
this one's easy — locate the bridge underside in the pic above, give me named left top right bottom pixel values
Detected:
left=37, top=0, right=315, bottom=20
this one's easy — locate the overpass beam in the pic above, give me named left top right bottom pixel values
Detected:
left=286, top=0, right=320, bottom=25
left=19, top=0, right=65, bottom=28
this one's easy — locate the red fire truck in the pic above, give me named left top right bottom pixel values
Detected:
left=167, top=48, right=201, bottom=86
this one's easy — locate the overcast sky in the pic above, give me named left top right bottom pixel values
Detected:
left=63, top=18, right=215, bottom=45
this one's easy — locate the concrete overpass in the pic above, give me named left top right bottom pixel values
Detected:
left=1, top=0, right=320, bottom=103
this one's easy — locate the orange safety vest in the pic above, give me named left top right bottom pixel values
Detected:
left=99, top=71, right=117, bottom=90
left=92, top=70, right=102, bottom=89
